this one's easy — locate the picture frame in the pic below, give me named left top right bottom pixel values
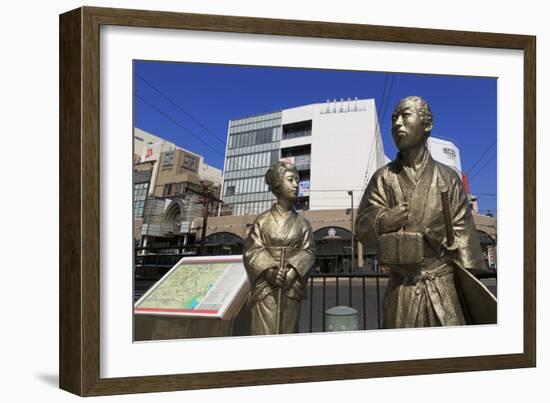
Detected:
left=59, top=6, right=536, bottom=396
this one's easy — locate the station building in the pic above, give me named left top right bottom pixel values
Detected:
left=202, top=99, right=387, bottom=272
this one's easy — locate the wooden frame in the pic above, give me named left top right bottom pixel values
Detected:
left=59, top=6, right=536, bottom=396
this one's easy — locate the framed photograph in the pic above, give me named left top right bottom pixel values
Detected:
left=59, top=6, right=536, bottom=396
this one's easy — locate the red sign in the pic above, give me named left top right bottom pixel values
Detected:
left=462, top=173, right=470, bottom=193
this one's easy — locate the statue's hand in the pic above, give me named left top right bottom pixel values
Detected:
left=283, top=266, right=299, bottom=290
left=379, top=203, right=409, bottom=233
left=265, top=267, right=286, bottom=286
left=275, top=267, right=287, bottom=286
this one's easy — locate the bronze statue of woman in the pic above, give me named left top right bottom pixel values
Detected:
left=243, top=161, right=315, bottom=335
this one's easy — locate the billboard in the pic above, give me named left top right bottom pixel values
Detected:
left=427, top=136, right=462, bottom=174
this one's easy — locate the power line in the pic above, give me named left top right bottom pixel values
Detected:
left=135, top=74, right=251, bottom=174
left=135, top=93, right=226, bottom=157
left=135, top=72, right=227, bottom=146
left=379, top=74, right=396, bottom=132
left=377, top=74, right=390, bottom=120
left=466, top=139, right=496, bottom=175
left=360, top=131, right=380, bottom=197
left=468, top=153, right=496, bottom=182
left=359, top=74, right=393, bottom=197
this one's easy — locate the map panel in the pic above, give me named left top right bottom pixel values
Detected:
left=134, top=258, right=248, bottom=319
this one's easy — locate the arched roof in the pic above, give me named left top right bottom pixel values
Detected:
left=314, top=226, right=351, bottom=241
left=204, top=231, right=243, bottom=244
left=162, top=198, right=187, bottom=224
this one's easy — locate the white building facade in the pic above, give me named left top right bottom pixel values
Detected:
left=222, top=99, right=387, bottom=215
left=427, top=136, right=462, bottom=175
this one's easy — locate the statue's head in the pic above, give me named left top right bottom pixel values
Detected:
left=391, top=96, right=433, bottom=152
left=265, top=160, right=300, bottom=202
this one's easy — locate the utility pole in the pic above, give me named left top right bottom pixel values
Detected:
left=180, top=181, right=223, bottom=256
left=348, top=190, right=355, bottom=273
left=199, top=184, right=212, bottom=256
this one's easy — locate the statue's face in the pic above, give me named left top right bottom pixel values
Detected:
left=391, top=100, right=431, bottom=151
left=277, top=170, right=299, bottom=202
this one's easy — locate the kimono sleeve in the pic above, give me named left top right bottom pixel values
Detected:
left=243, top=217, right=278, bottom=284
left=355, top=169, right=391, bottom=250
left=449, top=172, right=487, bottom=272
left=285, top=219, right=316, bottom=278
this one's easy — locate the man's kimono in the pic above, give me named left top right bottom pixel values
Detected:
left=243, top=203, right=315, bottom=334
left=356, top=151, right=486, bottom=328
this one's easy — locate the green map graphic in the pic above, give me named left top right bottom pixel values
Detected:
left=136, top=263, right=227, bottom=310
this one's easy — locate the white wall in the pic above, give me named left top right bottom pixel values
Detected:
left=309, top=99, right=381, bottom=209
left=280, top=99, right=384, bottom=209
left=2, top=1, right=546, bottom=403
left=199, top=162, right=223, bottom=186
left=428, top=136, right=463, bottom=174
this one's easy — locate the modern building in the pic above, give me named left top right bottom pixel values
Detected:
left=197, top=99, right=387, bottom=271
left=221, top=98, right=387, bottom=215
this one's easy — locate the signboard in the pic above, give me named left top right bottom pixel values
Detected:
left=182, top=153, right=199, bottom=171
left=134, top=256, right=249, bottom=319
left=179, top=221, right=191, bottom=233
left=299, top=180, right=310, bottom=197
left=141, top=141, right=177, bottom=162
left=427, top=136, right=462, bottom=174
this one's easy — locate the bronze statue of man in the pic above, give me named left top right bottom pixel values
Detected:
left=243, top=161, right=315, bottom=335
left=356, top=96, right=493, bottom=328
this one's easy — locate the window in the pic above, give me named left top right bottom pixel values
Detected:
left=163, top=183, right=174, bottom=196
left=133, top=200, right=145, bottom=218
left=133, top=182, right=150, bottom=218
left=182, top=154, right=198, bottom=170
left=282, top=120, right=312, bottom=140
left=162, top=151, right=175, bottom=167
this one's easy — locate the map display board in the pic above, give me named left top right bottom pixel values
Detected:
left=134, top=256, right=249, bottom=319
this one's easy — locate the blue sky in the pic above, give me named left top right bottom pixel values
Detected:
left=134, top=61, right=497, bottom=214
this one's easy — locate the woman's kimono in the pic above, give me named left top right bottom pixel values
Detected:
left=355, top=151, right=487, bottom=328
left=243, top=202, right=315, bottom=334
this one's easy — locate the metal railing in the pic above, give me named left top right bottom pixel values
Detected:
left=133, top=249, right=497, bottom=332
left=301, top=272, right=387, bottom=332
left=299, top=270, right=497, bottom=333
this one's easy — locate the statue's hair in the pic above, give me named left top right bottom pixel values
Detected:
left=397, top=95, right=433, bottom=129
left=265, top=160, right=298, bottom=195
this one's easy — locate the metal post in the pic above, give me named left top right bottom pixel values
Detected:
left=348, top=190, right=355, bottom=272
left=276, top=247, right=286, bottom=334
left=309, top=277, right=314, bottom=332
left=322, top=277, right=326, bottom=331
left=376, top=276, right=381, bottom=329
left=199, top=186, right=211, bottom=256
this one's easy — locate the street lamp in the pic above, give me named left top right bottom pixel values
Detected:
left=348, top=190, right=355, bottom=272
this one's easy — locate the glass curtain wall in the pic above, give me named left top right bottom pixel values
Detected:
left=223, top=112, right=282, bottom=215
